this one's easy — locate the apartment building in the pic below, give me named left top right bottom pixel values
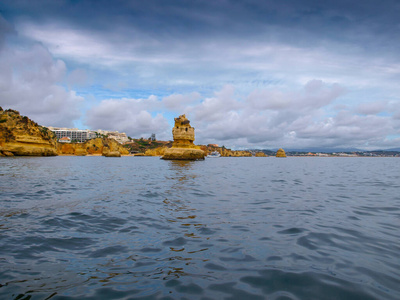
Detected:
left=48, top=127, right=97, bottom=142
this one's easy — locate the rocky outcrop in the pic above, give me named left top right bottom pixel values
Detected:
left=57, top=137, right=129, bottom=156
left=220, top=149, right=252, bottom=157
left=145, top=147, right=167, bottom=156
left=276, top=148, right=287, bottom=157
left=202, top=145, right=252, bottom=157
left=103, top=151, right=122, bottom=157
left=0, top=108, right=58, bottom=156
left=255, top=152, right=267, bottom=157
left=162, top=114, right=205, bottom=160
left=145, top=144, right=253, bottom=158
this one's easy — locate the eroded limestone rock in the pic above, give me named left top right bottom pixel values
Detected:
left=57, top=137, right=129, bottom=156
left=276, top=148, right=287, bottom=157
left=0, top=108, right=58, bottom=156
left=255, top=152, right=267, bottom=157
left=103, top=151, right=121, bottom=157
left=162, top=114, right=205, bottom=160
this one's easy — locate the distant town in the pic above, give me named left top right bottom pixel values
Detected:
left=257, top=150, right=400, bottom=157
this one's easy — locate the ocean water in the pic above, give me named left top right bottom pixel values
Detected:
left=0, top=156, right=399, bottom=300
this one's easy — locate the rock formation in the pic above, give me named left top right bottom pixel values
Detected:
left=162, top=114, right=205, bottom=160
left=255, top=152, right=267, bottom=157
left=202, top=145, right=252, bottom=157
left=145, top=147, right=167, bottom=156
left=103, top=151, right=122, bottom=157
left=276, top=148, right=287, bottom=157
left=57, top=137, right=129, bottom=156
left=0, top=108, right=58, bottom=156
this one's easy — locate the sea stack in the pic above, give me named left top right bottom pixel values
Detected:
left=276, top=148, right=287, bottom=157
left=161, top=114, right=205, bottom=160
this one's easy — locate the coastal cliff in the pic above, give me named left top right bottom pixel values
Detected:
left=0, top=107, right=58, bottom=156
left=219, top=148, right=252, bottom=157
left=57, top=137, right=129, bottom=156
left=200, top=145, right=252, bottom=157
left=145, top=147, right=167, bottom=156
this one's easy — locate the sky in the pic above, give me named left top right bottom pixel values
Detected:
left=0, top=0, right=399, bottom=150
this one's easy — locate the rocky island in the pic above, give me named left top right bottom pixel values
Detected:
left=276, top=148, right=287, bottom=157
left=161, top=114, right=205, bottom=160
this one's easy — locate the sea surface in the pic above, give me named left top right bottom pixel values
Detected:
left=0, top=156, right=399, bottom=300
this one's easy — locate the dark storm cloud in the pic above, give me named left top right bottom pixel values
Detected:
left=2, top=0, right=399, bottom=51
left=0, top=14, right=14, bottom=49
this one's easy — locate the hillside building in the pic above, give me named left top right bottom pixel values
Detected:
left=48, top=127, right=97, bottom=142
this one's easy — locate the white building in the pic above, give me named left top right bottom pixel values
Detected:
left=49, top=127, right=97, bottom=142
left=48, top=127, right=129, bottom=144
left=96, top=130, right=129, bottom=144
left=58, top=136, right=71, bottom=143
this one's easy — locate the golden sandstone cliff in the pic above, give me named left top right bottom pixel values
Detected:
left=161, top=114, right=205, bottom=160
left=0, top=108, right=58, bottom=156
left=204, top=146, right=252, bottom=157
left=0, top=107, right=129, bottom=157
left=145, top=147, right=166, bottom=156
left=57, top=137, right=129, bottom=156
left=146, top=145, right=254, bottom=157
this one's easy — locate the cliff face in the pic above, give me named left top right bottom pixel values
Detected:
left=145, top=147, right=167, bottom=156
left=57, top=138, right=129, bottom=156
left=202, top=145, right=252, bottom=157
left=0, top=108, right=58, bottom=156
left=220, top=149, right=252, bottom=157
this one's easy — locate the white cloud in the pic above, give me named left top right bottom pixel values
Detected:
left=15, top=19, right=400, bottom=105
left=189, top=85, right=243, bottom=123
left=67, top=68, right=89, bottom=88
left=0, top=43, right=83, bottom=127
left=162, top=92, right=201, bottom=111
left=85, top=96, right=170, bottom=139
left=246, top=80, right=346, bottom=112
left=356, top=101, right=387, bottom=115
left=164, top=83, right=398, bottom=150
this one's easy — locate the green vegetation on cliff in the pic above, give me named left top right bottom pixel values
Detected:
left=0, top=107, right=58, bottom=156
left=123, top=138, right=172, bottom=154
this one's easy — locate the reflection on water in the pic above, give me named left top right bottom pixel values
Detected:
left=0, top=157, right=399, bottom=299
left=164, top=160, right=203, bottom=267
left=168, top=159, right=197, bottom=169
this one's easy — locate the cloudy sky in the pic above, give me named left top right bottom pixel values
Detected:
left=1, top=0, right=399, bottom=150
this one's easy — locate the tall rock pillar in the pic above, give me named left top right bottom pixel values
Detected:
left=162, top=114, right=205, bottom=160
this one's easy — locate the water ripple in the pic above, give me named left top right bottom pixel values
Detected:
left=0, top=157, right=399, bottom=299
